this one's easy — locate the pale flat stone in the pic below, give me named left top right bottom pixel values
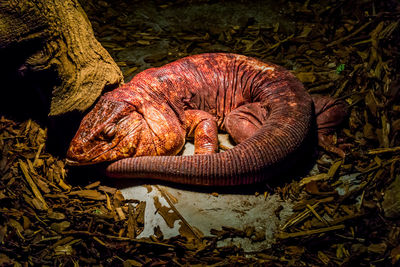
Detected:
left=120, top=136, right=294, bottom=252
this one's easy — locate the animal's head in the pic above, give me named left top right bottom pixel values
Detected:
left=66, top=96, right=151, bottom=165
left=66, top=87, right=186, bottom=166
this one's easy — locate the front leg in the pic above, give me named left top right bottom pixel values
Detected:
left=185, top=110, right=218, bottom=154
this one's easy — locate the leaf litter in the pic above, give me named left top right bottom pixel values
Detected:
left=1, top=0, right=400, bottom=265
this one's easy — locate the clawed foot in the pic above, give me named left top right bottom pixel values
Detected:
left=312, top=94, right=349, bottom=158
left=318, top=132, right=352, bottom=158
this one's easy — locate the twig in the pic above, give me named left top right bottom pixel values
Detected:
left=313, top=213, right=364, bottom=228
left=276, top=224, right=345, bottom=239
left=306, top=204, right=329, bottom=226
left=281, top=202, right=319, bottom=230
left=299, top=173, right=328, bottom=187
left=368, top=146, right=400, bottom=155
left=19, top=160, right=48, bottom=210
left=32, top=143, right=44, bottom=167
left=93, top=236, right=107, bottom=247
left=327, top=21, right=372, bottom=47
left=62, top=230, right=174, bottom=248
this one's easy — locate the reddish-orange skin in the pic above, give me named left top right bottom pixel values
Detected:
left=67, top=53, right=347, bottom=186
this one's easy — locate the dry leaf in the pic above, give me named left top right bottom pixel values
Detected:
left=69, top=190, right=106, bottom=200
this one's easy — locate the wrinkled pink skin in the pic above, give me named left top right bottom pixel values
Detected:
left=67, top=53, right=348, bottom=186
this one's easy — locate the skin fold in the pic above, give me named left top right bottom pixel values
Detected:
left=67, top=53, right=348, bottom=186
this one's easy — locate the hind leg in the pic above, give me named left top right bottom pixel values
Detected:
left=224, top=103, right=269, bottom=144
left=312, top=95, right=349, bottom=157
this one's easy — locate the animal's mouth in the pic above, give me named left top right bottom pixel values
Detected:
left=65, top=158, right=102, bottom=166
left=65, top=145, right=117, bottom=166
left=65, top=158, right=78, bottom=166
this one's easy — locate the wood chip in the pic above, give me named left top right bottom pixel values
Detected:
left=19, top=160, right=48, bottom=210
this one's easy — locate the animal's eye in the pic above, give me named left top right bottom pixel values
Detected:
left=102, top=124, right=116, bottom=140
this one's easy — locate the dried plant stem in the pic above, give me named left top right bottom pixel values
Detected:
left=19, top=160, right=48, bottom=210
left=368, top=146, right=400, bottom=155
left=276, top=224, right=345, bottom=239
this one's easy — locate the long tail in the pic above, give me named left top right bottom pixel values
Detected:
left=106, top=92, right=313, bottom=186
